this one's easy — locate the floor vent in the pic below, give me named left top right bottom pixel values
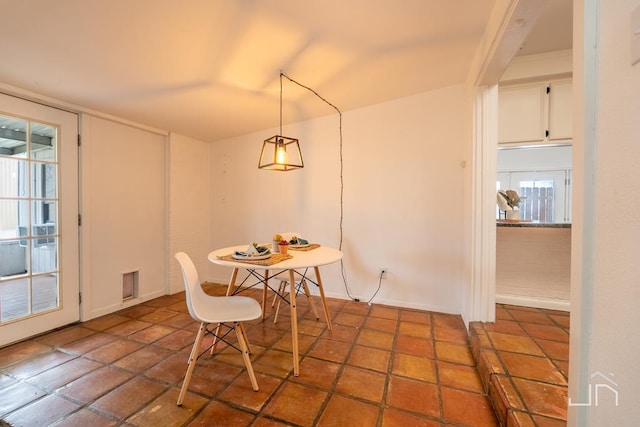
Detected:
left=122, top=271, right=139, bottom=301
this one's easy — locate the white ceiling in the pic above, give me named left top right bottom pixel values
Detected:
left=517, top=0, right=573, bottom=56
left=0, top=0, right=571, bottom=142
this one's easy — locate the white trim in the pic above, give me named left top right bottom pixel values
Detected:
left=0, top=82, right=169, bottom=137
left=568, top=0, right=598, bottom=424
left=79, top=115, right=93, bottom=322
left=465, top=85, right=498, bottom=325
left=496, top=294, right=570, bottom=312
left=464, top=0, right=551, bottom=326
left=84, top=289, right=166, bottom=321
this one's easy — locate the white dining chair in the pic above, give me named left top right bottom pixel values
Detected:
left=174, top=252, right=262, bottom=406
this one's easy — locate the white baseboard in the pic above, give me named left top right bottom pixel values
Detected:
left=496, top=293, right=570, bottom=312
left=84, top=289, right=165, bottom=321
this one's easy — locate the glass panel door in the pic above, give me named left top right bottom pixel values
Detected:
left=0, top=95, right=78, bottom=346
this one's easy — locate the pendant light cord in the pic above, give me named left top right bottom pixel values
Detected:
left=279, top=74, right=283, bottom=135
left=280, top=72, right=340, bottom=116
left=279, top=72, right=358, bottom=301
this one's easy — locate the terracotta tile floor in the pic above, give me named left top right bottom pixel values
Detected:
left=469, top=304, right=569, bottom=426
left=0, top=283, right=500, bottom=426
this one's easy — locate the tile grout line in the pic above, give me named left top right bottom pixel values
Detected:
left=430, top=312, right=448, bottom=424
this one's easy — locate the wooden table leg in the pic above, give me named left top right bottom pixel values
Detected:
left=314, top=266, right=332, bottom=330
left=226, top=268, right=239, bottom=296
left=262, top=270, right=269, bottom=320
left=289, top=268, right=300, bottom=376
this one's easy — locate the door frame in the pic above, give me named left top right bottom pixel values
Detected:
left=0, top=93, right=80, bottom=347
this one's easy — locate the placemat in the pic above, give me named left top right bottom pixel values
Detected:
left=289, top=243, right=321, bottom=251
left=218, top=253, right=292, bottom=266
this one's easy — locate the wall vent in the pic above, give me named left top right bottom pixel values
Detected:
left=122, top=271, right=139, bottom=301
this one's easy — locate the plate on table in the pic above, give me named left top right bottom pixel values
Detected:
left=289, top=243, right=310, bottom=248
left=232, top=245, right=271, bottom=260
left=232, top=252, right=271, bottom=260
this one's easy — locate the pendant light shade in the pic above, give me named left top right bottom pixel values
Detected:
left=259, top=72, right=304, bottom=171
left=259, top=135, right=303, bottom=171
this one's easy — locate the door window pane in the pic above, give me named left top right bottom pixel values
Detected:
left=1, top=280, right=29, bottom=321
left=32, top=201, right=57, bottom=233
left=30, top=122, right=56, bottom=161
left=0, top=158, right=27, bottom=198
left=32, top=273, right=59, bottom=314
left=0, top=199, right=28, bottom=240
left=32, top=237, right=58, bottom=274
left=32, top=162, right=57, bottom=199
left=0, top=116, right=28, bottom=158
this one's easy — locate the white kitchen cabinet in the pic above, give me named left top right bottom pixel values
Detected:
left=498, top=78, right=572, bottom=145
left=548, top=79, right=573, bottom=141
left=498, top=82, right=547, bottom=144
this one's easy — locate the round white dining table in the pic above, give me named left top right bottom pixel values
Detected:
left=209, top=245, right=343, bottom=376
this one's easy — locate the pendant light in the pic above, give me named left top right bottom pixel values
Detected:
left=258, top=72, right=304, bottom=171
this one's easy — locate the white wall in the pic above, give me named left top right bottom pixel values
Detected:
left=168, top=133, right=210, bottom=293
left=80, top=115, right=167, bottom=319
left=207, top=84, right=467, bottom=314
left=569, top=0, right=640, bottom=424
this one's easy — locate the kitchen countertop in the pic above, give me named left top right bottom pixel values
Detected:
left=497, top=221, right=571, bottom=228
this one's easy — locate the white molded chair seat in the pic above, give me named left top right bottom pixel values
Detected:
left=175, top=252, right=262, bottom=406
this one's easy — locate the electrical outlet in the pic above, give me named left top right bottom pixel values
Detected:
left=379, top=268, right=388, bottom=279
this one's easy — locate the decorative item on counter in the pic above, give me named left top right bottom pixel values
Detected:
left=278, top=239, right=289, bottom=255
left=272, top=234, right=282, bottom=253
left=497, top=189, right=523, bottom=220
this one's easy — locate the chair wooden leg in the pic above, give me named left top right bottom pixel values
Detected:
left=272, top=280, right=286, bottom=307
left=301, top=279, right=320, bottom=320
left=177, top=322, right=207, bottom=406
left=237, top=322, right=253, bottom=355
left=210, top=323, right=221, bottom=355
left=273, top=281, right=287, bottom=323
left=235, top=322, right=259, bottom=391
